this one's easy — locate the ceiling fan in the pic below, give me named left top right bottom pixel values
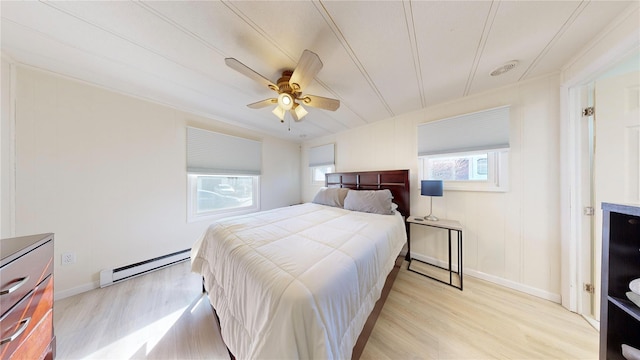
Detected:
left=225, top=50, right=340, bottom=123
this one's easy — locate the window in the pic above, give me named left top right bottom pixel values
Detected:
left=426, top=153, right=488, bottom=181
left=311, top=164, right=335, bottom=184
left=188, top=174, right=259, bottom=220
left=187, top=127, right=262, bottom=221
left=419, top=150, right=508, bottom=192
left=308, top=143, right=335, bottom=185
left=417, top=106, right=510, bottom=192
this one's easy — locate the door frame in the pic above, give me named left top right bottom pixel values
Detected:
left=560, top=40, right=639, bottom=318
left=572, top=83, right=596, bottom=322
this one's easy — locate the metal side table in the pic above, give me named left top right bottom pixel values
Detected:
left=406, top=216, right=463, bottom=290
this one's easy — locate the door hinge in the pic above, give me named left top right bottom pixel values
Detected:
left=584, top=283, right=595, bottom=294
left=583, top=206, right=595, bottom=216
left=582, top=107, right=595, bottom=117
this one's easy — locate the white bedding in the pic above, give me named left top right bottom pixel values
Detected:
left=191, top=202, right=407, bottom=359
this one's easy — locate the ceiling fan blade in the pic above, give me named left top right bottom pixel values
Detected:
left=289, top=50, right=323, bottom=92
left=225, top=58, right=278, bottom=91
left=300, top=94, right=340, bottom=111
left=247, top=98, right=277, bottom=109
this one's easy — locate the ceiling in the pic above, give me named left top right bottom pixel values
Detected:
left=1, top=1, right=634, bottom=142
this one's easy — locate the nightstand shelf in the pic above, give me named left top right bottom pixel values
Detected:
left=406, top=216, right=463, bottom=290
left=600, top=203, right=640, bottom=359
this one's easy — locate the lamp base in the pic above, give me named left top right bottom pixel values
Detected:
left=424, top=215, right=439, bottom=221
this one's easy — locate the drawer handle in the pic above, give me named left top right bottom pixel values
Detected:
left=0, top=276, right=30, bottom=295
left=0, top=317, right=30, bottom=345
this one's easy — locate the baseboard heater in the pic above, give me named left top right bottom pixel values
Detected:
left=99, top=249, right=190, bottom=288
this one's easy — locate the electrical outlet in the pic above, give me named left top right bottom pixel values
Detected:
left=61, top=252, right=76, bottom=265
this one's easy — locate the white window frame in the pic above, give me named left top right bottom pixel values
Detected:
left=187, top=174, right=260, bottom=223
left=311, top=164, right=335, bottom=185
left=419, top=149, right=509, bottom=192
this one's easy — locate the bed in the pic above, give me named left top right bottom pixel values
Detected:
left=191, top=169, right=410, bottom=359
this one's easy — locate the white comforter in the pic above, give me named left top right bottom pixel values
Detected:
left=191, top=203, right=407, bottom=359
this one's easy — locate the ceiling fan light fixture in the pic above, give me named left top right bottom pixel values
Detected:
left=278, top=93, right=294, bottom=110
left=226, top=49, right=340, bottom=127
left=272, top=105, right=286, bottom=122
left=293, top=103, right=308, bottom=121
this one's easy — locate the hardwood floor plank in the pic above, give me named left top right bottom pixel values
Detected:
left=54, top=260, right=598, bottom=359
left=361, top=266, right=598, bottom=359
left=54, top=261, right=228, bottom=359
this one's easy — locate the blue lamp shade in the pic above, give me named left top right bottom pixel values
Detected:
left=421, top=180, right=443, bottom=197
left=421, top=180, right=443, bottom=221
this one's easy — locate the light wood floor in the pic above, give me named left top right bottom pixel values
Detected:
left=54, top=261, right=598, bottom=359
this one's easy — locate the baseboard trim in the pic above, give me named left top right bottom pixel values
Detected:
left=410, top=253, right=562, bottom=303
left=582, top=314, right=600, bottom=330
left=59, top=253, right=561, bottom=304
left=466, top=268, right=562, bottom=303
left=55, top=281, right=99, bottom=301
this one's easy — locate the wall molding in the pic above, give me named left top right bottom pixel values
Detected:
left=54, top=281, right=99, bottom=301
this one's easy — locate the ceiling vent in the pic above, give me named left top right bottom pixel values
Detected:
left=490, top=60, right=519, bottom=76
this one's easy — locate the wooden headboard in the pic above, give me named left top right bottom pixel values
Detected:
left=325, top=169, right=410, bottom=218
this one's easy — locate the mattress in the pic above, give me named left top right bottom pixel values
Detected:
left=191, top=202, right=407, bottom=359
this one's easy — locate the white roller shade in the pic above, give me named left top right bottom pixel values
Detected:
left=308, top=143, right=335, bottom=167
left=187, top=127, right=261, bottom=175
left=418, top=106, right=510, bottom=156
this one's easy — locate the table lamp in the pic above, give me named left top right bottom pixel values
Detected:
left=421, top=180, right=443, bottom=221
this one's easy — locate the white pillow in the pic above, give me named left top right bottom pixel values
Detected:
left=312, top=187, right=349, bottom=208
left=344, top=189, right=394, bottom=215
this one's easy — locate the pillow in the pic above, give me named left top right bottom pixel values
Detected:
left=312, top=187, right=349, bottom=208
left=344, top=189, right=394, bottom=215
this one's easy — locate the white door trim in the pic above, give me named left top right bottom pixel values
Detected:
left=560, top=11, right=639, bottom=312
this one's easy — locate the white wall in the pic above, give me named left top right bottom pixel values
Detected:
left=1, top=57, right=15, bottom=238
left=302, top=74, right=562, bottom=301
left=8, top=66, right=301, bottom=298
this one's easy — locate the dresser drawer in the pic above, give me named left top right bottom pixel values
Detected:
left=7, top=310, right=52, bottom=360
left=0, top=240, right=53, bottom=315
left=0, top=276, right=53, bottom=359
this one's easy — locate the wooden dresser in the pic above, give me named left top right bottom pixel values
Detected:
left=0, top=233, right=55, bottom=360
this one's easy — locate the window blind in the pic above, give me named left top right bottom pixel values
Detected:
left=308, top=143, right=335, bottom=167
left=187, top=127, right=261, bottom=175
left=418, top=106, right=510, bottom=156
